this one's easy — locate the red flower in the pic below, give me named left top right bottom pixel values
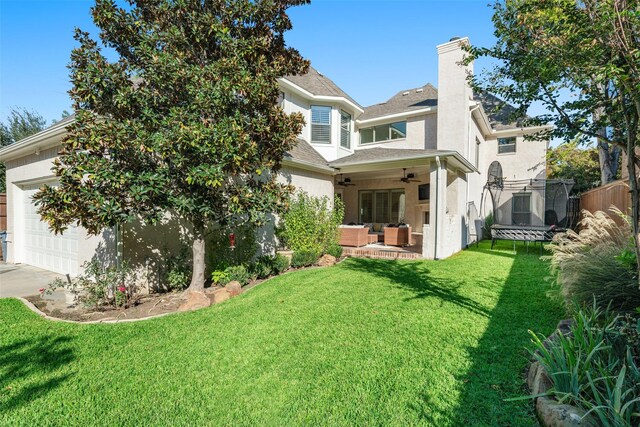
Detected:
left=38, top=288, right=45, bottom=293
left=117, top=286, right=126, bottom=293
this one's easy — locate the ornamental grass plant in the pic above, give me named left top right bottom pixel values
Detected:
left=548, top=209, right=640, bottom=312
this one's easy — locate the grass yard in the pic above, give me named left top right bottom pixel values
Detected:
left=0, top=241, right=564, bottom=426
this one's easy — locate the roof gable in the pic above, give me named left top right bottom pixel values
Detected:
left=283, top=67, right=361, bottom=108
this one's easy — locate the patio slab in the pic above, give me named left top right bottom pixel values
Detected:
left=0, top=263, right=64, bottom=298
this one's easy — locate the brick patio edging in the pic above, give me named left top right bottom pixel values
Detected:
left=342, top=248, right=420, bottom=260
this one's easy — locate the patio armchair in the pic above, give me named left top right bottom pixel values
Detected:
left=384, top=226, right=412, bottom=247
left=338, top=226, right=371, bottom=247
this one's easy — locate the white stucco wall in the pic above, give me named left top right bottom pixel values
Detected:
left=483, top=134, right=548, bottom=226
left=279, top=166, right=334, bottom=200
left=437, top=38, right=473, bottom=158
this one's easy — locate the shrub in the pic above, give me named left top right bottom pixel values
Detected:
left=252, top=256, right=273, bottom=279
left=207, top=224, right=258, bottom=272
left=279, top=191, right=344, bottom=256
left=224, top=265, right=251, bottom=286
left=529, top=303, right=640, bottom=426
left=48, top=260, right=139, bottom=309
left=272, top=254, right=290, bottom=274
left=165, top=247, right=191, bottom=291
left=548, top=209, right=640, bottom=312
left=291, top=250, right=320, bottom=268
left=326, top=243, right=343, bottom=259
left=211, top=269, right=229, bottom=286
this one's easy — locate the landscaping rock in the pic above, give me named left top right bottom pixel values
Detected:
left=178, top=291, right=211, bottom=312
left=317, top=254, right=337, bottom=267
left=211, top=288, right=230, bottom=304
left=225, top=281, right=242, bottom=297
left=536, top=397, right=595, bottom=427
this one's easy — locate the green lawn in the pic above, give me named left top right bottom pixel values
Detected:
left=0, top=242, right=564, bottom=426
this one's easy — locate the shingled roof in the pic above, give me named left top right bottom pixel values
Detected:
left=473, top=92, right=520, bottom=130
left=329, top=147, right=447, bottom=167
left=359, top=83, right=521, bottom=130
left=284, top=138, right=331, bottom=169
left=358, top=84, right=438, bottom=121
left=283, top=67, right=362, bottom=109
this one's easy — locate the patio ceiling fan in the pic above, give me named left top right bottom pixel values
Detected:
left=399, top=168, right=421, bottom=183
left=336, top=174, right=355, bottom=187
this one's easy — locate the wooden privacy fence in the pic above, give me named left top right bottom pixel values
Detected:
left=580, top=180, right=631, bottom=224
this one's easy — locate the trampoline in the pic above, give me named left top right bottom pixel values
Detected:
left=481, top=161, right=574, bottom=253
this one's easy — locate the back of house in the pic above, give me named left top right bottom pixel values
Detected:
left=0, top=36, right=548, bottom=286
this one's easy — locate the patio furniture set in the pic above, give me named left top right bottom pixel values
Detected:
left=338, top=224, right=412, bottom=248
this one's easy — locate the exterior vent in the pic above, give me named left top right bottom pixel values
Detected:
left=402, top=91, right=410, bottom=96
left=416, top=88, right=423, bottom=93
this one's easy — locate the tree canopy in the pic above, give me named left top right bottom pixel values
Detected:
left=0, top=107, right=49, bottom=192
left=0, top=107, right=47, bottom=147
left=33, top=0, right=310, bottom=290
left=546, top=142, right=604, bottom=195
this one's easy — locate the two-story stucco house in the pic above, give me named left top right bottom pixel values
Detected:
left=0, top=37, right=548, bottom=279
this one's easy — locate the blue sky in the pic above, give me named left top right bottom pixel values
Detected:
left=1, top=0, right=498, bottom=124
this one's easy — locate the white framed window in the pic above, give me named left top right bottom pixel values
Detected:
left=311, top=105, right=331, bottom=144
left=340, top=110, right=351, bottom=149
left=498, top=137, right=516, bottom=154
left=360, top=121, right=407, bottom=144
left=512, top=192, right=531, bottom=225
left=359, top=189, right=405, bottom=223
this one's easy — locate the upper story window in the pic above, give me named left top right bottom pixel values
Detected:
left=311, top=105, right=331, bottom=144
left=498, top=137, right=516, bottom=154
left=340, top=110, right=351, bottom=149
left=360, top=121, right=407, bottom=144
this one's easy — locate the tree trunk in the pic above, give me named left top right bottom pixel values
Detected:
left=625, top=135, right=640, bottom=289
left=188, top=226, right=206, bottom=292
left=598, top=140, right=617, bottom=185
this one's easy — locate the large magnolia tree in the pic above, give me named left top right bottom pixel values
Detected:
left=34, top=0, right=310, bottom=291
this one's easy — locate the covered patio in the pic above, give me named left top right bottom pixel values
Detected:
left=329, top=147, right=478, bottom=259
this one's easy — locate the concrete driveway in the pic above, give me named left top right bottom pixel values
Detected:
left=0, top=263, right=64, bottom=298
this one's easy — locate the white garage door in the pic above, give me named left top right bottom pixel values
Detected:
left=21, top=184, right=79, bottom=275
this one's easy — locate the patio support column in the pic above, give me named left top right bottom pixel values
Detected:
left=423, top=158, right=448, bottom=259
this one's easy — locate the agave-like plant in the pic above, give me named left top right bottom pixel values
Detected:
left=528, top=303, right=640, bottom=426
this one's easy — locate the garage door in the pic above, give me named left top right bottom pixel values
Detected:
left=22, top=184, right=79, bottom=275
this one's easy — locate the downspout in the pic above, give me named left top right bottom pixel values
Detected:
left=434, top=156, right=441, bottom=260
left=467, top=104, right=481, bottom=245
